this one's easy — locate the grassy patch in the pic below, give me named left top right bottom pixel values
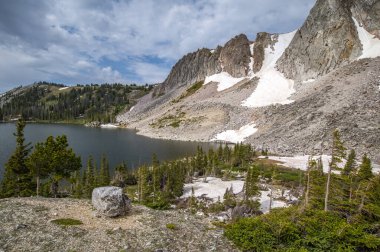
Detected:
left=33, top=205, right=49, bottom=212
left=51, top=218, right=83, bottom=226
left=166, top=223, right=177, bottom=230
left=145, top=200, right=171, bottom=210
left=172, top=81, right=204, bottom=103
left=211, top=221, right=228, bottom=228
left=150, top=112, right=186, bottom=128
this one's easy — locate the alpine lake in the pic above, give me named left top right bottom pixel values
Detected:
left=0, top=122, right=216, bottom=178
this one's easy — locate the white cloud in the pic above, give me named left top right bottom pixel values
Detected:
left=0, top=0, right=315, bottom=92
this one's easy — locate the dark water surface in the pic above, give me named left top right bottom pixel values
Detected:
left=0, top=123, right=215, bottom=177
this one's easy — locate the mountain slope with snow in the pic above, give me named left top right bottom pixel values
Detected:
left=117, top=0, right=380, bottom=163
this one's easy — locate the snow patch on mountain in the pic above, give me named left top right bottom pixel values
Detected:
left=353, top=18, right=380, bottom=59
left=211, top=123, right=257, bottom=143
left=204, top=72, right=246, bottom=92
left=303, top=79, right=316, bottom=84
left=100, top=124, right=119, bottom=129
left=59, top=87, right=69, bottom=91
left=243, top=31, right=297, bottom=107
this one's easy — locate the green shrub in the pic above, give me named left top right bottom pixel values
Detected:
left=145, top=200, right=171, bottom=210
left=225, top=207, right=380, bottom=251
left=51, top=218, right=83, bottom=226
left=166, top=223, right=177, bottom=230
left=172, top=81, right=204, bottom=103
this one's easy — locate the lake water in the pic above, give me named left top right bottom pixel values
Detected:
left=0, top=123, right=216, bottom=178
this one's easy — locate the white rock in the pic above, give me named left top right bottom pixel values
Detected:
left=92, top=186, right=131, bottom=217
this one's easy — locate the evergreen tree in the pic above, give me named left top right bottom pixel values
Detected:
left=224, top=185, right=236, bottom=208
left=98, top=154, right=110, bottom=186
left=152, top=153, right=160, bottom=200
left=244, top=165, right=260, bottom=200
left=343, top=150, right=357, bottom=176
left=47, top=135, right=81, bottom=197
left=84, top=155, right=95, bottom=198
left=363, top=174, right=380, bottom=219
left=325, top=129, right=346, bottom=211
left=304, top=157, right=316, bottom=209
left=28, top=142, right=52, bottom=196
left=1, top=119, right=33, bottom=197
left=358, top=154, right=373, bottom=181
left=137, top=165, right=150, bottom=202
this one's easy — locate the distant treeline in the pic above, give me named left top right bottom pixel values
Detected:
left=0, top=81, right=152, bottom=123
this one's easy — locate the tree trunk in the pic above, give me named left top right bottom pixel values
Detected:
left=324, top=167, right=332, bottom=212
left=50, top=180, right=58, bottom=198
left=358, top=183, right=370, bottom=213
left=269, top=189, right=273, bottom=213
left=305, top=171, right=310, bottom=209
left=349, top=176, right=353, bottom=203
left=36, top=176, right=40, bottom=197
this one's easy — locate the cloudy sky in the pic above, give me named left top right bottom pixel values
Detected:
left=0, top=0, right=315, bottom=93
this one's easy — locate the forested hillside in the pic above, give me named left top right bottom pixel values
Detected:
left=0, top=82, right=152, bottom=123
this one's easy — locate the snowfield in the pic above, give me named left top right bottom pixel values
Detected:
left=181, top=177, right=288, bottom=213
left=203, top=72, right=246, bottom=92
left=353, top=18, right=380, bottom=59
left=243, top=31, right=297, bottom=108
left=58, top=87, right=69, bottom=91
left=182, top=177, right=244, bottom=202
left=261, top=155, right=380, bottom=174
left=100, top=124, right=119, bottom=129
left=211, top=123, right=257, bottom=143
left=259, top=190, right=289, bottom=214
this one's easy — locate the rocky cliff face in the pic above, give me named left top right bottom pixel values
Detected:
left=277, top=0, right=361, bottom=81
left=155, top=48, right=220, bottom=96
left=352, top=0, right=380, bottom=38
left=218, top=34, right=251, bottom=77
left=277, top=0, right=380, bottom=81
left=156, top=34, right=251, bottom=96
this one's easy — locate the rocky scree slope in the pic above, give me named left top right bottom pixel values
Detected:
left=117, top=0, right=380, bottom=162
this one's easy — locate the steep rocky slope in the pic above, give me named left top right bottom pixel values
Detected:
left=117, top=0, right=380, bottom=163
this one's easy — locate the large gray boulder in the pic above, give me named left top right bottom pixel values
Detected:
left=92, top=186, right=131, bottom=217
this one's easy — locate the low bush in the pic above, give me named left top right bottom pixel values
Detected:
left=51, top=218, right=83, bottom=226
left=225, top=207, right=380, bottom=251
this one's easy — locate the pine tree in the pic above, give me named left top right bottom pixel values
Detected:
left=137, top=165, right=150, bottom=202
left=304, top=157, right=317, bottom=209
left=74, top=170, right=83, bottom=198
left=152, top=153, right=160, bottom=200
left=84, top=155, right=95, bottom=198
left=189, top=186, right=198, bottom=211
left=28, top=142, right=52, bottom=196
left=325, top=129, right=346, bottom=211
left=111, top=163, right=124, bottom=187
left=98, top=154, right=110, bottom=186
left=1, top=119, right=33, bottom=197
left=244, top=165, right=260, bottom=200
left=46, top=135, right=81, bottom=197
left=358, top=154, right=373, bottom=181
left=343, top=150, right=357, bottom=176
left=356, top=154, right=374, bottom=213
left=364, top=174, right=380, bottom=219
